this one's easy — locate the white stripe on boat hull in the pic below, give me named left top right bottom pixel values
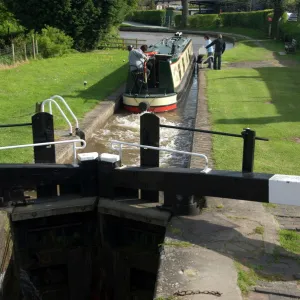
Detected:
left=123, top=94, right=177, bottom=107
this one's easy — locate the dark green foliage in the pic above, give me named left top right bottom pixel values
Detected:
left=188, top=14, right=220, bottom=28
left=0, top=0, right=24, bottom=36
left=183, top=9, right=272, bottom=32
left=125, top=10, right=166, bottom=26
left=279, top=13, right=300, bottom=44
left=2, top=0, right=137, bottom=51
left=220, top=10, right=273, bottom=30
left=37, top=26, right=74, bottom=58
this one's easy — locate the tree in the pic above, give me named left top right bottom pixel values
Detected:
left=181, top=0, right=188, bottom=27
left=3, top=0, right=137, bottom=50
left=0, top=0, right=14, bottom=25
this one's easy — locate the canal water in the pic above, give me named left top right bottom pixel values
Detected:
left=85, top=32, right=233, bottom=167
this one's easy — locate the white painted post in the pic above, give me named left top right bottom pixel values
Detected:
left=35, top=39, right=39, bottom=55
left=24, top=43, right=27, bottom=60
left=32, top=35, right=36, bottom=59
left=11, top=43, right=15, bottom=64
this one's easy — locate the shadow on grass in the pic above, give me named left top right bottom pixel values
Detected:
left=62, top=64, right=128, bottom=103
left=235, top=39, right=300, bottom=66
left=215, top=66, right=300, bottom=125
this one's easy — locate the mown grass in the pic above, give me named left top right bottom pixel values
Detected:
left=223, top=40, right=273, bottom=62
left=279, top=230, right=300, bottom=254
left=235, top=262, right=258, bottom=295
left=206, top=67, right=300, bottom=175
left=0, top=50, right=128, bottom=163
left=254, top=226, right=264, bottom=235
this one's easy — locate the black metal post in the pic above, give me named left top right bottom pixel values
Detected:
left=163, top=191, right=201, bottom=216
left=79, top=158, right=99, bottom=197
left=140, top=113, right=160, bottom=202
left=32, top=112, right=57, bottom=198
left=242, top=128, right=256, bottom=173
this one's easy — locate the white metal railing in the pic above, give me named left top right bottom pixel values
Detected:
left=111, top=140, right=210, bottom=171
left=50, top=95, right=79, bottom=129
left=41, top=96, right=79, bottom=135
left=41, top=99, right=73, bottom=135
left=0, top=139, right=86, bottom=164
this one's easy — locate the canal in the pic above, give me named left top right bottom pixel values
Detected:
left=84, top=31, right=233, bottom=167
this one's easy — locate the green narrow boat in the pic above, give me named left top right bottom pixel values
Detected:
left=123, top=32, right=195, bottom=113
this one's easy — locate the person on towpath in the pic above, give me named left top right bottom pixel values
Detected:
left=204, top=34, right=214, bottom=69
left=205, top=34, right=226, bottom=70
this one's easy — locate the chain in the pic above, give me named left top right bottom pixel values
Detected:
left=174, top=290, right=222, bottom=297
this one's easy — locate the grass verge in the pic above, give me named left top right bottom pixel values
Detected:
left=0, top=50, right=128, bottom=163
left=222, top=40, right=273, bottom=62
left=206, top=67, right=300, bottom=175
left=279, top=230, right=300, bottom=254
left=160, top=241, right=193, bottom=248
left=235, top=262, right=258, bottom=295
left=263, top=203, right=277, bottom=209
left=254, top=226, right=264, bottom=235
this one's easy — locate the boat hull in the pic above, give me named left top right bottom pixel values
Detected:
left=123, top=94, right=177, bottom=113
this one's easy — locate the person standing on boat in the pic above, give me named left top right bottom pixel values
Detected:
left=127, top=45, right=150, bottom=78
left=140, top=44, right=154, bottom=73
left=204, top=35, right=214, bottom=69
left=205, top=34, right=226, bottom=70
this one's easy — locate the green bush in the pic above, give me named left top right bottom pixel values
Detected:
left=188, top=14, right=219, bottom=29
left=279, top=15, right=300, bottom=45
left=37, top=26, right=74, bottom=58
left=220, top=10, right=273, bottom=31
left=125, top=10, right=166, bottom=26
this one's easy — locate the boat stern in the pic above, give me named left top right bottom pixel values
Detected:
left=123, top=93, right=177, bottom=113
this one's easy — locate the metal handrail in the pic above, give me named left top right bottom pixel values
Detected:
left=110, top=140, right=209, bottom=170
left=41, top=99, right=73, bottom=135
left=0, top=123, right=32, bottom=128
left=160, top=124, right=269, bottom=141
left=50, top=95, right=79, bottom=129
left=0, top=139, right=86, bottom=164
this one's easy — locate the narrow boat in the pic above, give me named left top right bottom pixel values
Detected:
left=123, top=32, right=195, bottom=113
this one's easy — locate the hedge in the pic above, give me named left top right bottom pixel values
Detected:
left=176, top=9, right=273, bottom=31
left=127, top=9, right=274, bottom=32
left=189, top=14, right=219, bottom=28
left=125, top=10, right=166, bottom=26
left=220, top=10, right=273, bottom=30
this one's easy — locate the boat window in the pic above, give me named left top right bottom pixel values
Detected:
left=178, top=62, right=182, bottom=80
left=186, top=52, right=189, bottom=63
left=182, top=57, right=185, bottom=72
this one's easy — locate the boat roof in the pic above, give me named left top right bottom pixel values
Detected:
left=148, top=33, right=192, bottom=58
